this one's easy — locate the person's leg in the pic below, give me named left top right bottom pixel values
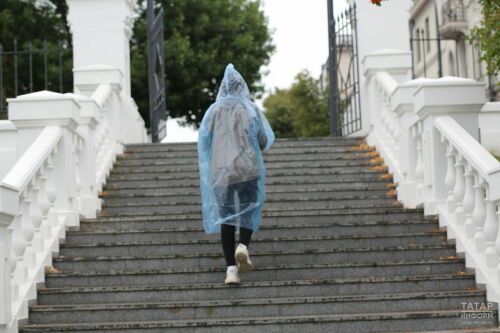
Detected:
left=239, top=227, right=253, bottom=248
left=237, top=178, right=258, bottom=247
left=220, top=223, right=236, bottom=266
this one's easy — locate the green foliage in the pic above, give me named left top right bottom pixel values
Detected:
left=264, top=70, right=329, bottom=139
left=131, top=0, right=275, bottom=128
left=1, top=0, right=274, bottom=129
left=0, top=0, right=72, bottom=100
left=469, top=0, right=500, bottom=76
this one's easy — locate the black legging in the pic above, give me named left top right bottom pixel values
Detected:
left=215, top=178, right=258, bottom=267
left=221, top=224, right=253, bottom=266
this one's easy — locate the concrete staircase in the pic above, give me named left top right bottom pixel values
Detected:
left=20, top=137, right=499, bottom=332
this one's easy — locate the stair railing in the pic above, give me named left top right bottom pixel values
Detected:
left=0, top=74, right=148, bottom=332
left=363, top=49, right=500, bottom=317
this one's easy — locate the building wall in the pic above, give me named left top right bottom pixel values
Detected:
left=410, top=0, right=497, bottom=100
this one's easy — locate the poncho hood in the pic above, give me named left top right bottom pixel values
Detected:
left=216, top=63, right=252, bottom=100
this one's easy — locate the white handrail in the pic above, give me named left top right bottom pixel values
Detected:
left=435, top=116, right=500, bottom=181
left=1, top=126, right=62, bottom=192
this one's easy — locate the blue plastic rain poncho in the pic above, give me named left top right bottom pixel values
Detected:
left=198, top=64, right=275, bottom=234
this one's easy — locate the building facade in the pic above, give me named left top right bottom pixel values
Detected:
left=410, top=0, right=498, bottom=100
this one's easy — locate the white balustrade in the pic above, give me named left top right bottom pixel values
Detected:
left=363, top=48, right=500, bottom=316
left=0, top=80, right=148, bottom=332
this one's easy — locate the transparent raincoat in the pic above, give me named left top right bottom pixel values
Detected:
left=198, top=64, right=275, bottom=234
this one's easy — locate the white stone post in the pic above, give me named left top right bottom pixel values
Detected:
left=66, top=0, right=137, bottom=96
left=479, top=102, right=500, bottom=156
left=7, top=92, right=82, bottom=227
left=413, top=78, right=486, bottom=214
left=352, top=0, right=413, bottom=137
left=0, top=121, right=18, bottom=181
left=0, top=184, right=17, bottom=327
left=66, top=93, right=100, bottom=219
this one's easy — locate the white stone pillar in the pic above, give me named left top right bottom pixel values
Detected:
left=0, top=121, right=18, bottom=181
left=0, top=185, right=17, bottom=327
left=352, top=0, right=413, bottom=137
left=413, top=77, right=486, bottom=214
left=479, top=102, right=500, bottom=156
left=7, top=91, right=82, bottom=226
left=66, top=0, right=136, bottom=96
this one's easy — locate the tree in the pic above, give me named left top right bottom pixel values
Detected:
left=0, top=0, right=72, bottom=106
left=469, top=0, right=500, bottom=76
left=264, top=70, right=329, bottom=139
left=131, top=0, right=275, bottom=128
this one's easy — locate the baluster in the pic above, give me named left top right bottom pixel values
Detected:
left=444, top=143, right=456, bottom=213
left=494, top=203, right=500, bottom=277
left=414, top=124, right=424, bottom=200
left=453, top=154, right=466, bottom=224
left=484, top=184, right=499, bottom=268
left=46, top=151, right=59, bottom=245
left=74, top=134, right=82, bottom=212
left=38, top=161, right=52, bottom=242
left=463, top=162, right=475, bottom=236
left=20, top=189, right=35, bottom=268
left=472, top=173, right=487, bottom=252
left=29, top=172, right=44, bottom=253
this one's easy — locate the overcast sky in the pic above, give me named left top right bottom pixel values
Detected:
left=259, top=0, right=348, bottom=100
left=163, top=0, right=349, bottom=142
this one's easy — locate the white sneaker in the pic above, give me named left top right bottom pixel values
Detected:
left=225, top=268, right=240, bottom=284
left=235, top=244, right=254, bottom=272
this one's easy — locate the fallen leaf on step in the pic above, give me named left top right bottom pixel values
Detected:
left=385, top=183, right=397, bottom=188
left=46, top=268, right=61, bottom=273
left=371, top=165, right=388, bottom=171
left=99, top=191, right=109, bottom=197
left=379, top=173, right=392, bottom=179
left=118, top=153, right=132, bottom=157
left=369, top=157, right=384, bottom=164
left=386, top=189, right=396, bottom=197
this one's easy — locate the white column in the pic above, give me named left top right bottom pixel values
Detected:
left=0, top=186, right=18, bottom=327
left=0, top=121, right=18, bottom=181
left=7, top=91, right=82, bottom=227
left=353, top=0, right=413, bottom=136
left=413, top=77, right=486, bottom=213
left=479, top=102, right=500, bottom=156
left=66, top=0, right=137, bottom=96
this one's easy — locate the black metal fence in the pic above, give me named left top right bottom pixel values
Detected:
left=410, top=36, right=497, bottom=101
left=327, top=2, right=362, bottom=137
left=0, top=39, right=73, bottom=116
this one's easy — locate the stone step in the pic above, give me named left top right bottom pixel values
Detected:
left=37, top=273, right=476, bottom=305
left=122, top=144, right=369, bottom=154
left=102, top=177, right=393, bottom=191
left=95, top=203, right=409, bottom=218
left=68, top=220, right=439, bottom=243
left=52, top=244, right=456, bottom=272
left=100, top=198, right=397, bottom=215
left=104, top=173, right=392, bottom=188
left=115, top=154, right=378, bottom=167
left=112, top=159, right=381, bottom=171
left=19, top=310, right=499, bottom=333
left=43, top=259, right=466, bottom=287
left=58, top=231, right=448, bottom=256
left=122, top=137, right=363, bottom=151
left=28, top=290, right=488, bottom=324
left=117, top=147, right=374, bottom=160
left=106, top=168, right=387, bottom=182
left=100, top=187, right=394, bottom=202
left=81, top=209, right=430, bottom=230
